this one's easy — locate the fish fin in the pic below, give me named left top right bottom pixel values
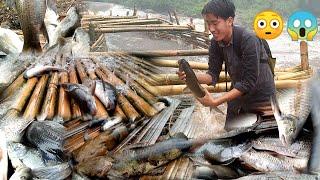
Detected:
left=270, top=96, right=282, bottom=121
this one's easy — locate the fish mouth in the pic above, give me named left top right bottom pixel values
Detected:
left=280, top=134, right=293, bottom=146
left=299, top=28, right=306, bottom=37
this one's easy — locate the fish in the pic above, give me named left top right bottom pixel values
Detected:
left=7, top=142, right=45, bottom=170
left=0, top=131, right=8, bottom=180
left=14, top=0, right=47, bottom=53
left=23, top=65, right=66, bottom=79
left=178, top=58, right=224, bottom=114
left=271, top=82, right=312, bottom=146
left=308, top=73, right=320, bottom=174
left=0, top=27, right=23, bottom=55
left=236, top=172, right=318, bottom=180
left=71, top=28, right=90, bottom=58
left=94, top=80, right=117, bottom=112
left=252, top=135, right=311, bottom=158
left=192, top=165, right=239, bottom=179
left=25, top=120, right=65, bottom=164
left=32, top=162, right=72, bottom=180
left=43, top=0, right=59, bottom=48
left=9, top=166, right=32, bottom=180
left=196, top=140, right=252, bottom=164
left=60, top=83, right=97, bottom=116
left=239, top=149, right=308, bottom=173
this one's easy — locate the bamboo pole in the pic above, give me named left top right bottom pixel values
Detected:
left=85, top=24, right=188, bottom=29
left=90, top=49, right=208, bottom=57
left=23, top=75, right=49, bottom=120
left=69, top=66, right=82, bottom=119
left=92, top=26, right=191, bottom=33
left=133, top=4, right=137, bottom=16
left=300, top=41, right=309, bottom=70
left=81, top=16, right=138, bottom=21
left=11, top=77, right=38, bottom=112
left=173, top=10, right=180, bottom=25
left=58, top=71, right=72, bottom=121
left=95, top=67, right=141, bottom=122
left=81, top=18, right=161, bottom=26
left=0, top=74, right=26, bottom=102
left=168, top=11, right=174, bottom=23
left=37, top=73, right=59, bottom=121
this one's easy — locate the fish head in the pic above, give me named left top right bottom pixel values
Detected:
left=276, top=114, right=298, bottom=146
left=7, top=142, right=27, bottom=158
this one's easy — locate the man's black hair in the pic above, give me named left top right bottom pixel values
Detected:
left=202, top=0, right=235, bottom=19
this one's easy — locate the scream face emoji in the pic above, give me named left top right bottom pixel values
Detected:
left=287, top=11, right=318, bottom=41
left=253, top=10, right=284, bottom=40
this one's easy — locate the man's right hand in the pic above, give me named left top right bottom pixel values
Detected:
left=176, top=71, right=186, bottom=81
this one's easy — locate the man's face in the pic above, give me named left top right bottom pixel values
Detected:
left=204, top=13, right=233, bottom=42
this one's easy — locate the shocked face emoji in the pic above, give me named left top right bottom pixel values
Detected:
left=287, top=11, right=318, bottom=41
left=253, top=10, right=284, bottom=40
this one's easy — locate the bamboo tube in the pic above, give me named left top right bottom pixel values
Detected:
left=37, top=73, right=59, bottom=121
left=82, top=18, right=159, bottom=26
left=97, top=63, right=158, bottom=117
left=11, top=77, right=38, bottom=112
left=69, top=66, right=82, bottom=119
left=92, top=26, right=191, bottom=33
left=0, top=74, right=26, bottom=102
left=81, top=15, right=138, bottom=21
left=58, top=71, right=72, bottom=121
left=76, top=60, right=109, bottom=119
left=114, top=105, right=127, bottom=121
left=85, top=24, right=189, bottom=29
left=300, top=41, right=309, bottom=70
left=95, top=67, right=141, bottom=122
left=23, top=75, right=49, bottom=120
left=149, top=59, right=209, bottom=70
left=275, top=69, right=312, bottom=80
left=90, top=49, right=208, bottom=57
left=152, top=73, right=230, bottom=85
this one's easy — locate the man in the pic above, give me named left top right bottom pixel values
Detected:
left=177, top=0, right=276, bottom=121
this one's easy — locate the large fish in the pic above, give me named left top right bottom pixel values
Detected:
left=0, top=114, right=33, bottom=142
left=271, top=82, right=312, bottom=146
left=23, top=65, right=66, bottom=79
left=178, top=59, right=224, bottom=114
left=60, top=83, right=97, bottom=116
left=32, top=162, right=72, bottom=180
left=94, top=80, right=117, bottom=112
left=25, top=120, right=65, bottom=164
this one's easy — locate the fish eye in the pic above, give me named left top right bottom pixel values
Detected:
left=305, top=19, right=312, bottom=28
left=257, top=19, right=267, bottom=29
left=289, top=128, right=295, bottom=132
left=293, top=19, right=300, bottom=28
left=270, top=19, right=280, bottom=29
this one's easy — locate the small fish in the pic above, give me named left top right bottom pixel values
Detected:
left=252, top=135, right=311, bottom=158
left=7, top=142, right=45, bottom=170
left=23, top=65, right=66, bottom=79
left=32, top=162, right=72, bottom=180
left=25, top=121, right=65, bottom=164
left=9, top=165, right=32, bottom=180
left=60, top=83, right=97, bottom=116
left=178, top=59, right=224, bottom=114
left=271, top=82, right=312, bottom=146
left=239, top=149, right=308, bottom=173
left=94, top=80, right=117, bottom=112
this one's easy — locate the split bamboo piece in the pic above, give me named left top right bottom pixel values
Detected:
left=76, top=60, right=109, bottom=119
left=95, top=60, right=158, bottom=117
left=95, top=67, right=140, bottom=122
left=92, top=26, right=191, bottom=33
left=23, top=75, right=49, bottom=120
left=58, top=70, right=72, bottom=121
left=11, top=77, right=38, bottom=112
left=0, top=74, right=26, bottom=102
left=37, top=72, right=59, bottom=121
left=69, top=66, right=82, bottom=119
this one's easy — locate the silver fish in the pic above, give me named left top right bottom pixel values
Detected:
left=252, top=135, right=311, bottom=158
left=271, top=82, right=312, bottom=146
left=239, top=149, right=308, bottom=173
left=7, top=142, right=45, bottom=170
left=193, top=165, right=238, bottom=179
left=0, top=27, right=23, bottom=55
left=23, top=65, right=66, bottom=79
left=0, top=131, right=7, bottom=180
left=25, top=120, right=65, bottom=164
left=94, top=80, right=117, bottom=112
left=43, top=1, right=59, bottom=48
left=9, top=166, right=32, bottom=180
left=236, top=172, right=318, bottom=180
left=32, top=162, right=72, bottom=180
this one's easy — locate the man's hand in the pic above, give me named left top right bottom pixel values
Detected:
left=196, top=88, right=218, bottom=107
left=176, top=70, right=186, bottom=81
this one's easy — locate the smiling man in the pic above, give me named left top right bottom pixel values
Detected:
left=177, top=0, right=276, bottom=122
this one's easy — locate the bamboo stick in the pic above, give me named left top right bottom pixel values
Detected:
left=90, top=49, right=208, bottom=57
left=85, top=24, right=189, bottom=29
left=11, top=77, right=38, bottom=112
left=69, top=66, right=82, bottom=119
left=81, top=16, right=138, bottom=21
left=23, top=75, right=49, bottom=120
left=173, top=10, right=180, bottom=25
left=37, top=73, right=59, bottom=121
left=58, top=71, right=72, bottom=121
left=82, top=19, right=162, bottom=26
left=275, top=69, right=312, bottom=80
left=92, top=26, right=191, bottom=33
left=95, top=67, right=141, bottom=122
left=75, top=60, right=88, bottom=83
left=149, top=59, right=209, bottom=70
left=0, top=74, right=26, bottom=102
left=90, top=34, right=105, bottom=50
left=114, top=105, right=127, bottom=121
left=300, top=41, right=309, bottom=70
